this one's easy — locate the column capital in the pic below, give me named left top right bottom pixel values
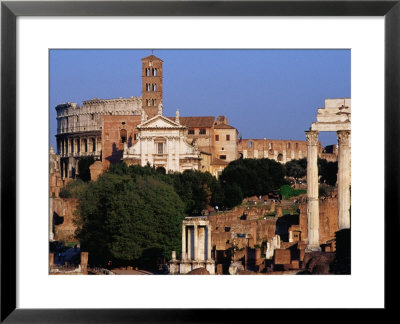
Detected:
left=337, top=130, right=351, bottom=146
left=305, top=130, right=319, bottom=146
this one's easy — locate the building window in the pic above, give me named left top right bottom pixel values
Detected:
left=249, top=141, right=253, bottom=148
left=91, top=113, right=95, bottom=120
left=84, top=139, right=88, bottom=153
left=92, top=138, right=96, bottom=152
left=146, top=68, right=151, bottom=76
left=153, top=84, right=157, bottom=91
left=153, top=68, right=157, bottom=76
left=120, top=129, right=127, bottom=143
left=152, top=99, right=156, bottom=106
left=220, top=155, right=226, bottom=160
left=134, top=133, right=138, bottom=140
left=157, top=143, right=163, bottom=154
left=295, top=143, right=298, bottom=149
left=188, top=129, right=195, bottom=135
left=76, top=139, right=80, bottom=153
left=287, top=142, right=291, bottom=149
left=226, top=134, right=230, bottom=141
left=199, top=129, right=206, bottom=135
left=215, top=135, right=219, bottom=141
left=269, top=142, right=273, bottom=150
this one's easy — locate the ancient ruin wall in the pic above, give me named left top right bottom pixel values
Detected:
left=51, top=198, right=79, bottom=242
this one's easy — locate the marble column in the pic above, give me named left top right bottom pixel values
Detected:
left=337, top=130, right=351, bottom=229
left=305, top=130, right=321, bottom=251
left=181, top=224, right=187, bottom=260
left=193, top=225, right=198, bottom=261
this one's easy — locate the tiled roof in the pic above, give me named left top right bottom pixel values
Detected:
left=211, top=157, right=229, bottom=166
left=167, top=116, right=215, bottom=128
left=214, top=124, right=236, bottom=130
left=141, top=55, right=163, bottom=62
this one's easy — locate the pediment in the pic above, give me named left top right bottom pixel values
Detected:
left=138, top=115, right=182, bottom=129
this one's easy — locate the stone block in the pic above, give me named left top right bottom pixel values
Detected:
left=290, top=260, right=299, bottom=269
left=274, top=249, right=291, bottom=265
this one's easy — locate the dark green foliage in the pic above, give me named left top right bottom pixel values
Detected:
left=285, top=158, right=307, bottom=181
left=77, top=156, right=95, bottom=182
left=74, top=171, right=185, bottom=269
left=219, top=158, right=286, bottom=198
left=318, top=158, right=338, bottom=186
left=59, top=179, right=87, bottom=198
left=279, top=184, right=306, bottom=200
left=170, top=170, right=223, bottom=215
left=223, top=183, right=243, bottom=209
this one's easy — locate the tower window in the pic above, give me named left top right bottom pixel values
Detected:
left=215, top=135, right=219, bottom=141
left=120, top=129, right=127, bottom=143
left=226, top=135, right=230, bottom=141
left=146, top=68, right=151, bottom=76
left=152, top=99, right=156, bottom=106
left=199, top=129, right=206, bottom=135
left=249, top=141, right=253, bottom=148
left=146, top=83, right=151, bottom=92
left=269, top=142, right=273, bottom=150
left=220, top=155, right=226, bottom=160
left=91, top=113, right=95, bottom=120
left=153, top=68, right=157, bottom=76
left=287, top=142, right=291, bottom=149
left=153, top=84, right=157, bottom=91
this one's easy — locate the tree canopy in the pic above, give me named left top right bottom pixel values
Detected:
left=219, top=158, right=286, bottom=198
left=74, top=171, right=185, bottom=269
left=285, top=158, right=307, bottom=181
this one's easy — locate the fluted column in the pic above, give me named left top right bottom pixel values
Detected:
left=193, top=225, right=198, bottom=261
left=181, top=224, right=187, bottom=260
left=337, top=130, right=351, bottom=229
left=305, top=130, right=321, bottom=251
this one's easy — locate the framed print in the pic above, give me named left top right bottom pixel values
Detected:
left=1, top=0, right=399, bottom=322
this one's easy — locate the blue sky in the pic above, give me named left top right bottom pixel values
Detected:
left=49, top=49, right=350, bottom=149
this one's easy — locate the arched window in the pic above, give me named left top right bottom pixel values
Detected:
left=249, top=141, right=253, bottom=148
left=153, top=84, right=157, bottom=91
left=120, top=129, right=127, bottom=143
left=152, top=99, right=156, bottom=106
left=153, top=68, right=157, bottom=76
left=287, top=142, right=291, bottom=149
left=277, top=153, right=283, bottom=162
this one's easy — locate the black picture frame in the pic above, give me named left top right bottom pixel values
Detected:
left=1, top=0, right=398, bottom=322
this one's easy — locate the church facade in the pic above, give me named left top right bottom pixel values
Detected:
left=122, top=108, right=201, bottom=172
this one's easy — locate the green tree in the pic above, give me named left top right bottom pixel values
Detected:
left=285, top=158, right=307, bottom=182
left=318, top=158, right=338, bottom=186
left=74, top=172, right=185, bottom=269
left=219, top=158, right=286, bottom=198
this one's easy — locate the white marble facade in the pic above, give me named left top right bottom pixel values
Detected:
left=123, top=109, right=201, bottom=172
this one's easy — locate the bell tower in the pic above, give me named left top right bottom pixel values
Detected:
left=141, top=54, right=163, bottom=119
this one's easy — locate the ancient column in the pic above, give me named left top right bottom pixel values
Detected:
left=337, top=130, right=351, bottom=229
left=181, top=224, right=187, bottom=260
left=207, top=225, right=212, bottom=261
left=193, top=224, right=198, bottom=261
left=305, top=130, right=321, bottom=251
